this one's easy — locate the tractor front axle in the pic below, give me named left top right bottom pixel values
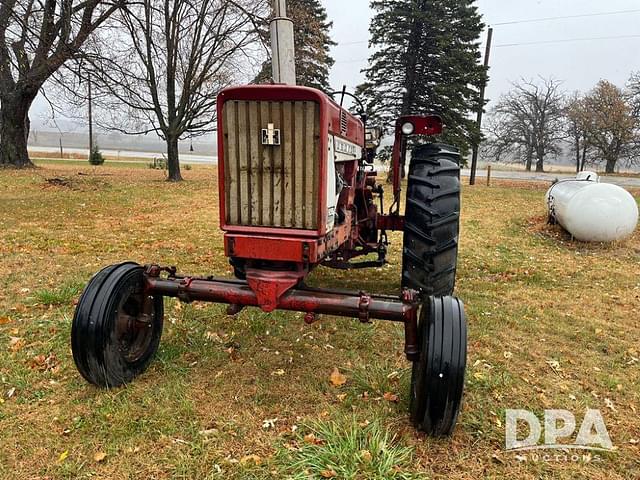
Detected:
left=143, top=265, right=420, bottom=361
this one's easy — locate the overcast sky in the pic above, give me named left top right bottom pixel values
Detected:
left=325, top=0, right=640, bottom=105
left=32, top=0, right=640, bottom=132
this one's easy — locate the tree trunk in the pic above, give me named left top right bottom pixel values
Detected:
left=535, top=148, right=544, bottom=172
left=525, top=149, right=533, bottom=171
left=0, top=93, right=35, bottom=168
left=166, top=135, right=182, bottom=181
left=605, top=156, right=617, bottom=174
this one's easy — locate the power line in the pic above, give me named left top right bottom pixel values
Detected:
left=493, top=8, right=640, bottom=26
left=335, top=8, right=640, bottom=45
left=494, top=33, right=640, bottom=48
left=334, top=33, right=640, bottom=61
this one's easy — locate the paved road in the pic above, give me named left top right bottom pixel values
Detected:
left=28, top=146, right=217, bottom=164
left=461, top=169, right=640, bottom=188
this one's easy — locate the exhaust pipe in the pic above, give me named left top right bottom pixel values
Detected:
left=270, top=0, right=296, bottom=85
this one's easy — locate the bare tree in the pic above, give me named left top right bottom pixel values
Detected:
left=485, top=78, right=565, bottom=172
left=627, top=72, right=640, bottom=165
left=582, top=80, right=636, bottom=174
left=565, top=92, right=592, bottom=173
left=57, top=0, right=266, bottom=181
left=0, top=0, right=122, bottom=168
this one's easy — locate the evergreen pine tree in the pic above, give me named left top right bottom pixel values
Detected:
left=255, top=0, right=336, bottom=91
left=357, top=0, right=486, bottom=154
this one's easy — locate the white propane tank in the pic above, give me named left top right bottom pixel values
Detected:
left=545, top=172, right=639, bottom=242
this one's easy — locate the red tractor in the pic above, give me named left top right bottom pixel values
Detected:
left=71, top=4, right=467, bottom=437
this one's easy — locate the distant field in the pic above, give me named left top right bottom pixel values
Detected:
left=0, top=164, right=639, bottom=479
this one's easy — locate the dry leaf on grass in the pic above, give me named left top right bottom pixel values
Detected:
left=360, top=450, right=372, bottom=462
left=0, top=316, right=11, bottom=325
left=9, top=337, right=24, bottom=352
left=93, top=451, right=107, bottom=462
left=329, top=367, right=346, bottom=387
left=383, top=392, right=399, bottom=403
left=604, top=398, right=616, bottom=412
left=240, top=454, right=261, bottom=465
left=303, top=433, right=325, bottom=446
left=320, top=469, right=337, bottom=478
left=58, top=451, right=69, bottom=463
left=262, top=418, right=277, bottom=429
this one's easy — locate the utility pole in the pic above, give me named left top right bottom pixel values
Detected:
left=469, top=27, right=493, bottom=186
left=88, top=72, right=94, bottom=160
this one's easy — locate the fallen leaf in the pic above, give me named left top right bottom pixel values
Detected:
left=262, top=418, right=277, bottom=429
left=360, top=450, right=372, bottom=462
left=336, top=393, right=347, bottom=402
left=271, top=369, right=285, bottom=376
left=0, top=316, right=11, bottom=325
left=240, top=454, right=261, bottom=465
left=226, top=346, right=240, bottom=361
left=604, top=398, right=616, bottom=412
left=9, top=337, right=25, bottom=352
left=383, top=392, right=399, bottom=403
left=29, top=354, right=46, bottom=369
left=304, top=433, right=323, bottom=445
left=93, top=451, right=107, bottom=462
left=329, top=367, right=346, bottom=387
left=58, top=451, right=69, bottom=463
left=320, top=469, right=337, bottom=478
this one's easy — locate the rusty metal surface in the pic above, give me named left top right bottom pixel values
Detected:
left=222, top=100, right=320, bottom=230
left=143, top=265, right=421, bottom=360
left=144, top=274, right=414, bottom=322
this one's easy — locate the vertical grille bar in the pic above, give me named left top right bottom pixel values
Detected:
left=237, top=102, right=250, bottom=224
left=261, top=102, right=272, bottom=225
left=294, top=103, right=304, bottom=227
left=248, top=101, right=260, bottom=225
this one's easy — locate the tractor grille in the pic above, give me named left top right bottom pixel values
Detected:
left=222, top=100, right=320, bottom=230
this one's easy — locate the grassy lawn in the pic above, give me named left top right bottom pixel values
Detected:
left=0, top=163, right=639, bottom=479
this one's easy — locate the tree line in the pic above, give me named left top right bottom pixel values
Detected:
left=0, top=0, right=336, bottom=180
left=1, top=0, right=490, bottom=181
left=484, top=74, right=640, bottom=174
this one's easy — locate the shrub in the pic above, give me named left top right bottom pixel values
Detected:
left=88, top=145, right=105, bottom=166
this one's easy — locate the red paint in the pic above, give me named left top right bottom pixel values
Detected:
left=377, top=214, right=405, bottom=231
left=245, top=267, right=304, bottom=312
left=391, top=115, right=444, bottom=208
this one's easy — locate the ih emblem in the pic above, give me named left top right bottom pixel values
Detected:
left=261, top=123, right=281, bottom=146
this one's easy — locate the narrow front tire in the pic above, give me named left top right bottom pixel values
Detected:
left=409, top=296, right=467, bottom=436
left=71, top=262, right=164, bottom=388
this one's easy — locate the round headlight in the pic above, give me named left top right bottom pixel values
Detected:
left=401, top=122, right=415, bottom=135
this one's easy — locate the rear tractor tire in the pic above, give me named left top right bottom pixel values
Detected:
left=71, top=262, right=164, bottom=388
left=402, top=143, right=461, bottom=298
left=409, top=296, right=467, bottom=436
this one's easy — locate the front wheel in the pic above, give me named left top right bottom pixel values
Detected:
left=71, top=262, right=164, bottom=388
left=409, top=296, right=467, bottom=436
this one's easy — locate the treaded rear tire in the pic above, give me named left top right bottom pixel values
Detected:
left=401, top=143, right=461, bottom=298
